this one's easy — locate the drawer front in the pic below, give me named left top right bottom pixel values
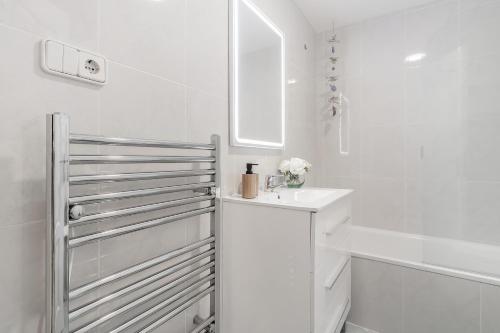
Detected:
left=314, top=259, right=351, bottom=333
left=313, top=194, right=351, bottom=283
left=314, top=195, right=351, bottom=246
left=312, top=194, right=352, bottom=333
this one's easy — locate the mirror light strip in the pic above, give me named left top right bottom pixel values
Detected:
left=233, top=0, right=286, bottom=149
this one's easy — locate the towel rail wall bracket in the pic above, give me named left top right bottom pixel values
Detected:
left=46, top=113, right=221, bottom=333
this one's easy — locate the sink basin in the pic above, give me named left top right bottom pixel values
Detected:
left=272, top=188, right=333, bottom=203
left=224, top=187, right=353, bottom=212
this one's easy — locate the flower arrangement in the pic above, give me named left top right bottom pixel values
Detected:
left=278, top=158, right=312, bottom=188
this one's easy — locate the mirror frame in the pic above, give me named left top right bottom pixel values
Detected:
left=229, top=0, right=286, bottom=150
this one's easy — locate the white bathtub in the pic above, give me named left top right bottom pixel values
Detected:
left=350, top=226, right=500, bottom=286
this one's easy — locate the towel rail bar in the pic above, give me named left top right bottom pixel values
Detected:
left=70, top=155, right=216, bottom=165
left=190, top=316, right=215, bottom=333
left=70, top=169, right=216, bottom=185
left=72, top=274, right=214, bottom=333
left=69, top=236, right=215, bottom=300
left=68, top=206, right=215, bottom=247
left=69, top=194, right=214, bottom=225
left=70, top=259, right=215, bottom=320
left=69, top=182, right=215, bottom=205
left=117, top=285, right=215, bottom=333
left=48, top=113, right=220, bottom=333
left=70, top=134, right=216, bottom=150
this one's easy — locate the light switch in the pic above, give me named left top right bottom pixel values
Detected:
left=63, top=46, right=79, bottom=75
left=45, top=41, right=63, bottom=72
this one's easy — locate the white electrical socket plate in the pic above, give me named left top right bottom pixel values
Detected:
left=40, top=39, right=107, bottom=85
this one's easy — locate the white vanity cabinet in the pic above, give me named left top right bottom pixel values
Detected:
left=222, top=189, right=352, bottom=333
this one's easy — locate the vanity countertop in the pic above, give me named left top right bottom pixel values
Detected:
left=223, top=187, right=353, bottom=213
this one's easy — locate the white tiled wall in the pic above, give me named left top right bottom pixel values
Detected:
left=349, top=257, right=500, bottom=333
left=0, top=0, right=317, bottom=331
left=316, top=0, right=500, bottom=247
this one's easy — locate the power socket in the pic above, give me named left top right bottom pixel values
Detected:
left=78, top=51, right=106, bottom=83
left=41, top=39, right=107, bottom=85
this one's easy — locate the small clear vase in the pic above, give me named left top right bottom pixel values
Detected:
left=286, top=174, right=305, bottom=188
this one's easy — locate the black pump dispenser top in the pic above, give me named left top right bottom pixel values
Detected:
left=246, top=163, right=258, bottom=174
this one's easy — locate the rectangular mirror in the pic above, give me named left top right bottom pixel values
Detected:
left=230, top=0, right=285, bottom=149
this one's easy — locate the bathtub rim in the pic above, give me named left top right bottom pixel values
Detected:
left=350, top=226, right=500, bottom=287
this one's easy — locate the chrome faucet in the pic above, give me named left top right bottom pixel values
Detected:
left=264, top=175, right=285, bottom=192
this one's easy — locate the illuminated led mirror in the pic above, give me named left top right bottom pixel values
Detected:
left=230, top=0, right=285, bottom=149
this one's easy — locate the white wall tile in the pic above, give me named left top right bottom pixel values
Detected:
left=461, top=54, right=500, bottom=121
left=360, top=125, right=404, bottom=179
left=335, top=25, right=362, bottom=79
left=361, top=12, right=406, bottom=69
left=0, top=222, right=45, bottom=332
left=360, top=177, right=405, bottom=231
left=460, top=0, right=500, bottom=58
left=360, top=66, right=405, bottom=126
left=0, top=25, right=100, bottom=227
left=100, top=0, right=187, bottom=82
left=405, top=59, right=460, bottom=126
left=99, top=62, right=187, bottom=141
left=0, top=0, right=99, bottom=49
left=405, top=0, right=459, bottom=65
left=186, top=0, right=228, bottom=99
left=461, top=181, right=500, bottom=246
left=420, top=178, right=461, bottom=238
left=463, top=117, right=500, bottom=182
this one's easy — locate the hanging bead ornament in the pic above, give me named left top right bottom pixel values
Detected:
left=328, top=32, right=340, bottom=117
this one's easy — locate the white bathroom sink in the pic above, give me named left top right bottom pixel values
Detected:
left=224, top=187, right=353, bottom=212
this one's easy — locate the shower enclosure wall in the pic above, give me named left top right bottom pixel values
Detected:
left=315, top=0, right=500, bottom=331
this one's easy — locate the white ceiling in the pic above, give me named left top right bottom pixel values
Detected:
left=292, top=0, right=437, bottom=32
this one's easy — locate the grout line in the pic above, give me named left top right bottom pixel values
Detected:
left=107, top=60, right=227, bottom=103
left=479, top=284, right=483, bottom=333
left=0, top=20, right=227, bottom=103
left=456, top=0, right=465, bottom=241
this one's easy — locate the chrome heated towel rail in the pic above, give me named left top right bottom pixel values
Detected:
left=47, top=113, right=220, bottom=333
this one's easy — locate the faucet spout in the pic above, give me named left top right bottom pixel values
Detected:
left=264, top=175, right=286, bottom=192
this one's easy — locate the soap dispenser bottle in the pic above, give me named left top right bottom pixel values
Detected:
left=242, top=163, right=259, bottom=199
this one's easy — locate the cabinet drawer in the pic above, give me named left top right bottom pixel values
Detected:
left=314, top=194, right=351, bottom=280
left=312, top=193, right=352, bottom=333
left=314, top=259, right=351, bottom=333
left=314, top=195, right=351, bottom=238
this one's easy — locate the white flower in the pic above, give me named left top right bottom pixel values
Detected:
left=279, top=158, right=311, bottom=176
left=289, top=158, right=308, bottom=176
left=279, top=159, right=290, bottom=173
left=304, top=160, right=312, bottom=172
